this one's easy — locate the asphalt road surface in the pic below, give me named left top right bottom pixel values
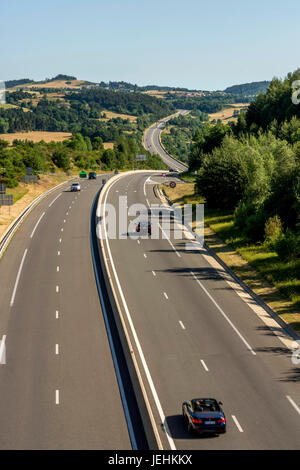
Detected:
left=100, top=171, right=300, bottom=450
left=143, top=111, right=189, bottom=172
left=0, top=176, right=131, bottom=449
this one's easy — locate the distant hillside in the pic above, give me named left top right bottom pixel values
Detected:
left=5, top=79, right=33, bottom=89
left=50, top=74, right=77, bottom=81
left=224, top=81, right=270, bottom=96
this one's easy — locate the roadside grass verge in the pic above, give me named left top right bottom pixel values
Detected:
left=5, top=185, right=29, bottom=203
left=162, top=183, right=300, bottom=334
left=180, top=170, right=198, bottom=183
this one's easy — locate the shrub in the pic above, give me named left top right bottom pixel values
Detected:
left=264, top=215, right=283, bottom=247
left=196, top=155, right=247, bottom=209
left=234, top=201, right=256, bottom=230
left=275, top=230, right=300, bottom=261
left=52, top=148, right=70, bottom=171
left=243, top=209, right=267, bottom=242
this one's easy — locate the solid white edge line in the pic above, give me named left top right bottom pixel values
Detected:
left=102, top=176, right=176, bottom=450
left=232, top=415, right=243, bottom=432
left=48, top=193, right=61, bottom=207
left=191, top=271, right=256, bottom=356
left=90, top=202, right=138, bottom=450
left=0, top=335, right=6, bottom=364
left=30, top=212, right=45, bottom=238
left=158, top=223, right=181, bottom=258
left=143, top=177, right=150, bottom=197
left=286, top=395, right=300, bottom=415
left=10, top=249, right=28, bottom=307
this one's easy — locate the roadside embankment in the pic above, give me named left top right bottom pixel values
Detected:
left=160, top=182, right=300, bottom=335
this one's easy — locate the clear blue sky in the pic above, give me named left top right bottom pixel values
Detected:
left=1, top=0, right=300, bottom=90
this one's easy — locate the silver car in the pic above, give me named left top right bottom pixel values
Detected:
left=71, top=182, right=81, bottom=192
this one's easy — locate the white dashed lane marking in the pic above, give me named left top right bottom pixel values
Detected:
left=232, top=415, right=243, bottom=432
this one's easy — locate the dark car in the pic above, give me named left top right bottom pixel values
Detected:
left=88, top=171, right=97, bottom=179
left=182, top=398, right=226, bottom=435
left=114, top=169, right=119, bottom=175
left=136, top=220, right=152, bottom=235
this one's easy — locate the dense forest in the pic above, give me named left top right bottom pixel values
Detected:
left=189, top=69, right=300, bottom=262
left=0, top=87, right=174, bottom=140
left=224, top=81, right=270, bottom=96
left=165, top=93, right=251, bottom=114
left=67, top=88, right=174, bottom=117
left=4, top=79, right=33, bottom=89
left=161, top=111, right=209, bottom=162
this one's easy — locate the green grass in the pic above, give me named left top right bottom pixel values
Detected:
left=204, top=208, right=300, bottom=311
left=164, top=186, right=300, bottom=313
left=180, top=170, right=198, bottom=183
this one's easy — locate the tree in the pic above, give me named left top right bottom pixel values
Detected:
left=52, top=148, right=70, bottom=171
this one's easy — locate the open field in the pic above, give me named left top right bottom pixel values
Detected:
left=141, top=90, right=167, bottom=99
left=99, top=110, right=137, bottom=122
left=0, top=131, right=72, bottom=145
left=20, top=79, right=86, bottom=89
left=0, top=103, right=18, bottom=110
left=209, top=103, right=249, bottom=123
left=103, top=142, right=115, bottom=149
left=161, top=182, right=300, bottom=334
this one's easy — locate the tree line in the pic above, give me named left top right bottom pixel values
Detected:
left=190, top=69, right=300, bottom=262
left=0, top=87, right=174, bottom=141
left=0, top=134, right=166, bottom=188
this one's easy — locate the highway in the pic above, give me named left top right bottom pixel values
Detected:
left=143, top=111, right=189, bottom=172
left=0, top=176, right=133, bottom=449
left=98, top=171, right=300, bottom=450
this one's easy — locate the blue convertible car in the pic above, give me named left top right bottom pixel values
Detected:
left=182, top=398, right=226, bottom=435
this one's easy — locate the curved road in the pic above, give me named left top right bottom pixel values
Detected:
left=0, top=176, right=131, bottom=449
left=99, top=171, right=300, bottom=450
left=143, top=111, right=189, bottom=172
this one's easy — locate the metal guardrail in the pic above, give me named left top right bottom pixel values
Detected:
left=157, top=130, right=188, bottom=171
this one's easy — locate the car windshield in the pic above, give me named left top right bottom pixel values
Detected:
left=192, top=399, right=220, bottom=412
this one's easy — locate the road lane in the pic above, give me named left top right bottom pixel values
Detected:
left=143, top=111, right=189, bottom=172
left=0, top=176, right=131, bottom=449
left=102, top=171, right=300, bottom=450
